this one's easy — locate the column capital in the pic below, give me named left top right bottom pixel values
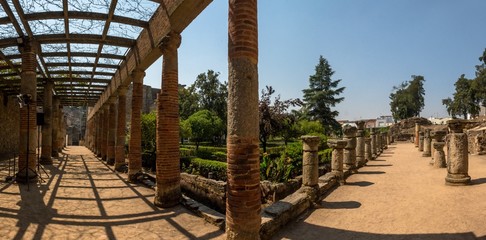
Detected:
left=301, top=135, right=320, bottom=151
left=159, top=31, right=181, bottom=54
left=131, top=70, right=145, bottom=84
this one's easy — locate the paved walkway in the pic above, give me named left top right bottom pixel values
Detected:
left=0, top=146, right=224, bottom=240
left=274, top=142, right=486, bottom=240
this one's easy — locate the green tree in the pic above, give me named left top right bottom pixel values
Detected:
left=450, top=74, right=479, bottom=119
left=193, top=70, right=228, bottom=124
left=186, top=110, right=224, bottom=150
left=302, top=56, right=345, bottom=135
left=259, top=86, right=301, bottom=152
left=179, top=119, right=192, bottom=144
left=141, top=111, right=156, bottom=153
left=178, top=84, right=199, bottom=120
left=473, top=49, right=486, bottom=107
left=389, top=75, right=425, bottom=121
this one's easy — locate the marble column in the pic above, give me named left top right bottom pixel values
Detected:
left=328, top=139, right=347, bottom=185
left=355, top=121, right=366, bottom=167
left=226, top=0, right=260, bottom=238
left=343, top=125, right=358, bottom=173
left=128, top=70, right=145, bottom=181
left=40, top=81, right=53, bottom=164
left=106, top=97, right=117, bottom=165
left=418, top=131, right=424, bottom=152
left=16, top=38, right=38, bottom=183
left=115, top=86, right=128, bottom=171
left=370, top=128, right=377, bottom=160
left=364, top=137, right=372, bottom=163
left=302, top=136, right=320, bottom=188
left=433, top=142, right=446, bottom=168
left=422, top=129, right=432, bottom=157
left=445, top=119, right=471, bottom=186
left=155, top=32, right=182, bottom=208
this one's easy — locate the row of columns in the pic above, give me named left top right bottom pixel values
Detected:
left=415, top=120, right=471, bottom=185
left=328, top=122, right=391, bottom=185
left=16, top=39, right=66, bottom=183
left=86, top=1, right=260, bottom=238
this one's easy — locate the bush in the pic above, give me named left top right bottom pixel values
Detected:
left=280, top=141, right=303, bottom=178
left=188, top=158, right=227, bottom=181
left=319, top=148, right=333, bottom=164
left=260, top=153, right=293, bottom=183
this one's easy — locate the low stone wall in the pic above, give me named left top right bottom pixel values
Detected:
left=467, top=128, right=486, bottom=155
left=180, top=173, right=226, bottom=213
left=0, top=94, right=20, bottom=158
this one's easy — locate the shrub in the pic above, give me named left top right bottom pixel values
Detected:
left=260, top=153, right=293, bottom=183
left=319, top=148, right=333, bottom=165
left=188, top=158, right=227, bottom=181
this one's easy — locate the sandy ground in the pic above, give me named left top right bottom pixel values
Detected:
left=0, top=146, right=224, bottom=240
left=274, top=142, right=486, bottom=240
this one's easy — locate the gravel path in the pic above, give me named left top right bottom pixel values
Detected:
left=274, top=142, right=486, bottom=240
left=0, top=146, right=224, bottom=240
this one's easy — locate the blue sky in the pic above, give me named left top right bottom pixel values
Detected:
left=145, top=0, right=486, bottom=121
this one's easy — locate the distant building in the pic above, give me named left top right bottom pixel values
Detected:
left=376, top=115, right=394, bottom=127
left=428, top=117, right=453, bottom=125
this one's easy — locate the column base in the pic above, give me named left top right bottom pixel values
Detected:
left=422, top=152, right=431, bottom=157
left=128, top=170, right=143, bottom=182
left=445, top=174, right=471, bottom=186
left=154, top=185, right=181, bottom=208
left=115, top=163, right=127, bottom=172
left=16, top=169, right=38, bottom=183
left=39, top=156, right=53, bottom=165
left=106, top=158, right=115, bottom=166
left=344, top=164, right=358, bottom=174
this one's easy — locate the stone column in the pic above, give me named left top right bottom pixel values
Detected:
left=154, top=32, right=182, bottom=208
left=40, top=81, right=53, bottom=164
left=422, top=129, right=431, bottom=157
left=52, top=97, right=60, bottom=157
left=16, top=38, right=38, bottom=183
left=128, top=70, right=145, bottom=181
left=355, top=121, right=366, bottom=167
left=433, top=142, right=446, bottom=168
left=414, top=123, right=420, bottom=147
left=106, top=98, right=117, bottom=165
left=376, top=131, right=381, bottom=155
left=101, top=105, right=109, bottom=160
left=115, top=86, right=128, bottom=171
left=445, top=119, right=471, bottom=186
left=302, top=136, right=320, bottom=188
left=364, top=137, right=372, bottom=163
left=226, top=0, right=260, bottom=238
left=418, top=131, right=424, bottom=152
left=328, top=139, right=347, bottom=185
left=370, top=128, right=377, bottom=160
left=430, top=130, right=446, bottom=166
left=343, top=125, right=358, bottom=173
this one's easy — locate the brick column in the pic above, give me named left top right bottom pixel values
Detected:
left=52, top=97, right=60, bottom=157
left=226, top=0, right=260, bottom=238
left=364, top=137, right=372, bottom=163
left=16, top=39, right=38, bottom=183
left=128, top=70, right=145, bottom=181
left=101, top=106, right=109, bottom=160
left=301, top=136, right=320, bottom=188
left=328, top=139, right=347, bottom=185
left=115, top=86, right=128, bottom=171
left=40, top=81, right=53, bottom=164
left=154, top=32, right=182, bottom=207
left=445, top=120, right=471, bottom=185
left=106, top=98, right=117, bottom=165
left=355, top=121, right=366, bottom=168
left=422, top=129, right=431, bottom=157
left=96, top=111, right=102, bottom=157
left=370, top=128, right=377, bottom=160
left=343, top=125, right=357, bottom=173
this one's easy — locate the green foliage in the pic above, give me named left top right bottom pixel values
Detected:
left=297, top=120, right=327, bottom=149
left=179, top=84, right=200, bottom=120
left=187, top=158, right=227, bottom=181
left=260, top=153, right=294, bottom=183
left=180, top=119, right=192, bottom=142
left=141, top=111, right=156, bottom=153
left=193, top=70, right=228, bottom=125
left=389, top=75, right=425, bottom=121
left=318, top=148, right=333, bottom=164
left=302, top=56, right=345, bottom=135
left=186, top=110, right=224, bottom=150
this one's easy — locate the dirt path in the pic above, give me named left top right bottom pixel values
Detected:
left=0, top=146, right=224, bottom=240
left=274, top=142, right=486, bottom=240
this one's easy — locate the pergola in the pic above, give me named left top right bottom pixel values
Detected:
left=0, top=0, right=261, bottom=239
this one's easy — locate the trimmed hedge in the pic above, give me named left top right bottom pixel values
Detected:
left=185, top=157, right=227, bottom=181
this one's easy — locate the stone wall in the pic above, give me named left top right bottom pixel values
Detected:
left=125, top=84, right=159, bottom=119
left=0, top=94, right=20, bottom=157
